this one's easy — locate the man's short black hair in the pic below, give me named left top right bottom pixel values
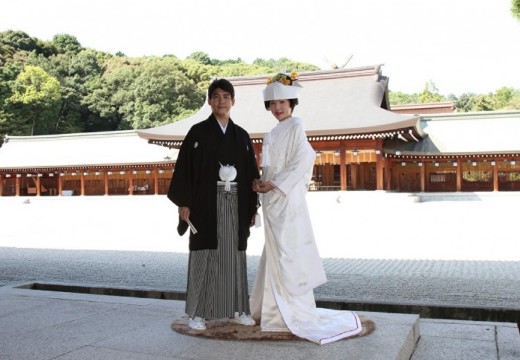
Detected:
left=208, top=78, right=235, bottom=99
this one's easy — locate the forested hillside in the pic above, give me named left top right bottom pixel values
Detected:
left=0, top=30, right=318, bottom=137
left=1, top=30, right=518, bottom=138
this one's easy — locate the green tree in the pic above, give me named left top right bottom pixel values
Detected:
left=176, top=58, right=215, bottom=93
left=0, top=42, right=15, bottom=65
left=0, top=30, right=55, bottom=58
left=215, top=63, right=275, bottom=77
left=418, top=81, right=445, bottom=103
left=187, top=51, right=213, bottom=65
left=512, top=0, right=520, bottom=20
left=471, top=94, right=495, bottom=111
left=505, top=91, right=520, bottom=109
left=494, top=87, right=515, bottom=109
left=0, top=61, right=25, bottom=136
left=252, top=57, right=319, bottom=72
left=8, top=65, right=61, bottom=135
left=25, top=49, right=101, bottom=133
left=51, top=34, right=83, bottom=55
left=66, top=50, right=107, bottom=132
left=389, top=91, right=419, bottom=105
left=83, top=56, right=143, bottom=131
left=42, top=53, right=86, bottom=133
left=121, top=57, right=204, bottom=129
left=454, top=93, right=477, bottom=112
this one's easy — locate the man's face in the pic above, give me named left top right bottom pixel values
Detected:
left=208, top=88, right=235, bottom=118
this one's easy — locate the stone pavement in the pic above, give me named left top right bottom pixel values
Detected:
left=0, top=283, right=518, bottom=360
left=0, top=285, right=422, bottom=360
left=0, top=191, right=520, bottom=359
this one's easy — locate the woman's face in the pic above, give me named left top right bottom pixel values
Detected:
left=269, top=99, right=292, bottom=122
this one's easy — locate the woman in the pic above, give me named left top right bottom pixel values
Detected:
left=250, top=72, right=362, bottom=345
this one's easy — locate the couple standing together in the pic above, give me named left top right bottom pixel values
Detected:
left=167, top=73, right=362, bottom=345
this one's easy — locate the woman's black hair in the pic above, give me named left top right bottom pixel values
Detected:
left=264, top=98, right=299, bottom=111
left=208, top=78, right=235, bottom=99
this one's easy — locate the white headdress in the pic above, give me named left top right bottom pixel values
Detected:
left=263, top=72, right=302, bottom=102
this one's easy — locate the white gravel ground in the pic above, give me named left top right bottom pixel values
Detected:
left=1, top=191, right=518, bottom=262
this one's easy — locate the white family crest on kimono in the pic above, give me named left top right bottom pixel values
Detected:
left=219, top=163, right=237, bottom=191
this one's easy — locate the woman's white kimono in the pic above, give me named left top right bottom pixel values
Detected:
left=250, top=117, right=362, bottom=345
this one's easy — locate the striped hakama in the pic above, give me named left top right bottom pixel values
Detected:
left=185, top=182, right=251, bottom=320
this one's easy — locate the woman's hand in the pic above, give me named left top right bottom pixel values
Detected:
left=253, top=180, right=275, bottom=193
left=252, top=179, right=261, bottom=192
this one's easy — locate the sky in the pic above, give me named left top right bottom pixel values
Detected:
left=1, top=0, right=519, bottom=96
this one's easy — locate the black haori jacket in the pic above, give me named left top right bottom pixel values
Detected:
left=167, top=115, right=259, bottom=251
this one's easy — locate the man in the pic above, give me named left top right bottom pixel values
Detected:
left=167, top=78, right=259, bottom=330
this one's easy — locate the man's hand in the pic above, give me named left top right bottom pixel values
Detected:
left=178, top=206, right=190, bottom=221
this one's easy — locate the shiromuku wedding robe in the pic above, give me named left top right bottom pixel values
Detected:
left=250, top=117, right=362, bottom=345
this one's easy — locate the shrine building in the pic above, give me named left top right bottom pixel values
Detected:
left=138, top=66, right=520, bottom=193
left=1, top=65, right=519, bottom=196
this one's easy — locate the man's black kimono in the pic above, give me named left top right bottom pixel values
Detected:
left=167, top=114, right=259, bottom=251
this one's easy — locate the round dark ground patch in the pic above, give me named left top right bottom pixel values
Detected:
left=172, top=315, right=375, bottom=342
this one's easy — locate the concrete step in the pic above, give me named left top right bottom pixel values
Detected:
left=1, top=285, right=419, bottom=360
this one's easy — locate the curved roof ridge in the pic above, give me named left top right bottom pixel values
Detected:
left=138, top=66, right=422, bottom=146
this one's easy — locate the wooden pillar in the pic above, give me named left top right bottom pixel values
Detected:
left=36, top=175, right=41, bottom=196
left=15, top=175, right=20, bottom=196
left=340, top=143, right=347, bottom=191
left=350, top=164, right=358, bottom=190
left=456, top=159, right=462, bottom=192
left=375, top=152, right=383, bottom=191
left=384, top=161, right=391, bottom=190
left=80, top=172, right=85, bottom=196
left=493, top=161, right=498, bottom=192
left=395, top=162, right=400, bottom=191
left=359, top=164, right=365, bottom=189
left=0, top=176, right=3, bottom=196
left=420, top=162, right=426, bottom=192
left=374, top=140, right=383, bottom=191
left=58, top=173, right=63, bottom=196
left=104, top=172, right=109, bottom=196
left=154, top=169, right=159, bottom=195
left=129, top=172, right=134, bottom=195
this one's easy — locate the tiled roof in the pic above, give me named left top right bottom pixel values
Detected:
left=391, top=102, right=456, bottom=115
left=384, top=111, right=520, bottom=156
left=137, top=65, right=424, bottom=146
left=0, top=130, right=177, bottom=170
